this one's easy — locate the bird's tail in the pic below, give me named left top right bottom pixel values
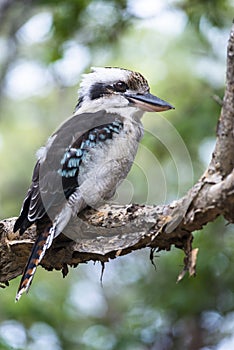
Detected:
left=16, top=220, right=53, bottom=302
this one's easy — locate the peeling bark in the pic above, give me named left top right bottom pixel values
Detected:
left=1, top=23, right=234, bottom=288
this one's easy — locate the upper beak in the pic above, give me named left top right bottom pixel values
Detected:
left=125, top=92, right=174, bottom=112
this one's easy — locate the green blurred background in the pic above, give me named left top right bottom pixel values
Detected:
left=0, top=0, right=234, bottom=349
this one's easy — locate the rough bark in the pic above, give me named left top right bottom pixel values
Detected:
left=1, top=23, right=234, bottom=288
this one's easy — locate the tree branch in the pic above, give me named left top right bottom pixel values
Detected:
left=1, top=23, right=234, bottom=288
left=207, top=22, right=234, bottom=179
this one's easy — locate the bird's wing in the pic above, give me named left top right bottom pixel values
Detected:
left=14, top=110, right=120, bottom=234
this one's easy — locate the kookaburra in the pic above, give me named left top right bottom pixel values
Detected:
left=14, top=67, right=174, bottom=301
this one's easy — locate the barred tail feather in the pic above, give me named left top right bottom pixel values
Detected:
left=16, top=222, right=53, bottom=302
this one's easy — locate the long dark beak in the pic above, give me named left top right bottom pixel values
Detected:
left=125, top=92, right=174, bottom=112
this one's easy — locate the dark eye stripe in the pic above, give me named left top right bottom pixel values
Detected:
left=89, top=81, right=128, bottom=100
left=89, top=82, right=110, bottom=100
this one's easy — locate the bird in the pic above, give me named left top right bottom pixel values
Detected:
left=13, top=67, right=174, bottom=301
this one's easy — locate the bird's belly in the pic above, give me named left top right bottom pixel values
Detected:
left=77, top=128, right=140, bottom=207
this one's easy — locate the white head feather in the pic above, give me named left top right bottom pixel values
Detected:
left=75, top=67, right=149, bottom=115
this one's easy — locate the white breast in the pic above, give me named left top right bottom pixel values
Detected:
left=77, top=119, right=143, bottom=207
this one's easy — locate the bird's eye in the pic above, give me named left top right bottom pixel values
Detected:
left=113, top=81, right=127, bottom=92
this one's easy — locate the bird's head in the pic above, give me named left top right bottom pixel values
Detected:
left=75, top=67, right=174, bottom=116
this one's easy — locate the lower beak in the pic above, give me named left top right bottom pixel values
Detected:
left=125, top=92, right=174, bottom=112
